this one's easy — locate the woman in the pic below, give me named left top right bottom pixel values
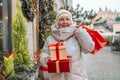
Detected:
left=40, top=9, right=94, bottom=80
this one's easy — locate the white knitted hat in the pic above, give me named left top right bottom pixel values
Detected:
left=55, top=9, right=73, bottom=28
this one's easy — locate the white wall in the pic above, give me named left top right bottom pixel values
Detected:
left=67, top=0, right=73, bottom=8
left=26, top=22, right=34, bottom=59
left=12, top=0, right=17, bottom=18
left=26, top=18, right=38, bottom=59
left=54, top=0, right=64, bottom=11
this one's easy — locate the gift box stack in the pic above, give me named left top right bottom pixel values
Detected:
left=47, top=42, right=71, bottom=73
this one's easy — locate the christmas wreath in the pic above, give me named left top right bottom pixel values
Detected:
left=20, top=0, right=35, bottom=21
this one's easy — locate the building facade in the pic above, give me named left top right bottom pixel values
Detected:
left=0, top=0, right=67, bottom=56
left=0, top=0, right=38, bottom=60
left=96, top=7, right=120, bottom=20
left=94, top=7, right=120, bottom=33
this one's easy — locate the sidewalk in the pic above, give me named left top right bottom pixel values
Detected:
left=83, top=46, right=120, bottom=80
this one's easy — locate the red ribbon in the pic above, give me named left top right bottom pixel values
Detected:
left=49, top=42, right=64, bottom=60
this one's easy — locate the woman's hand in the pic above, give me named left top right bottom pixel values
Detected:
left=75, top=24, right=83, bottom=28
left=74, top=24, right=83, bottom=32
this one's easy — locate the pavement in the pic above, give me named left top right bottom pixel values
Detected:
left=83, top=46, right=120, bottom=80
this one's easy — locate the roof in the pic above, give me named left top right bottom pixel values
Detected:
left=93, top=20, right=105, bottom=24
left=115, top=16, right=120, bottom=22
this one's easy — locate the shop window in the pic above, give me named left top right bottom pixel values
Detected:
left=0, top=0, right=3, bottom=51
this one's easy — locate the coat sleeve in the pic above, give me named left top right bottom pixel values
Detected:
left=75, top=27, right=95, bottom=53
left=39, top=38, right=50, bottom=67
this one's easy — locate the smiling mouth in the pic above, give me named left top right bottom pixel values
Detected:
left=62, top=25, right=68, bottom=27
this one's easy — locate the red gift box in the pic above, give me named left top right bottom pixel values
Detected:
left=47, top=56, right=71, bottom=73
left=49, top=42, right=67, bottom=60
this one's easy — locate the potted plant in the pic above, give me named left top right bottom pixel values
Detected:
left=0, top=63, right=5, bottom=80
left=0, top=53, right=5, bottom=80
left=7, top=65, right=36, bottom=80
left=0, top=51, right=7, bottom=80
left=5, top=1, right=37, bottom=80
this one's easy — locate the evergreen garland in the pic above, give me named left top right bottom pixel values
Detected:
left=39, top=0, right=56, bottom=49
left=20, top=0, right=35, bottom=21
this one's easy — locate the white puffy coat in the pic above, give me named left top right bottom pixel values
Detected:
left=40, top=25, right=94, bottom=80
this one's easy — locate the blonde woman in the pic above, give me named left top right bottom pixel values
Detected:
left=40, top=9, right=94, bottom=80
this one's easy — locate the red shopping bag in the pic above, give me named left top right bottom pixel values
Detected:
left=80, top=24, right=107, bottom=54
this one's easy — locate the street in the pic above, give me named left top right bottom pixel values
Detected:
left=83, top=46, right=120, bottom=80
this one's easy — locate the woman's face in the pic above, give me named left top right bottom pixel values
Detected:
left=58, top=15, right=72, bottom=28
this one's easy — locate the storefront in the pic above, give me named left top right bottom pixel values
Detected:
left=0, top=0, right=12, bottom=52
left=0, top=0, right=2, bottom=51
